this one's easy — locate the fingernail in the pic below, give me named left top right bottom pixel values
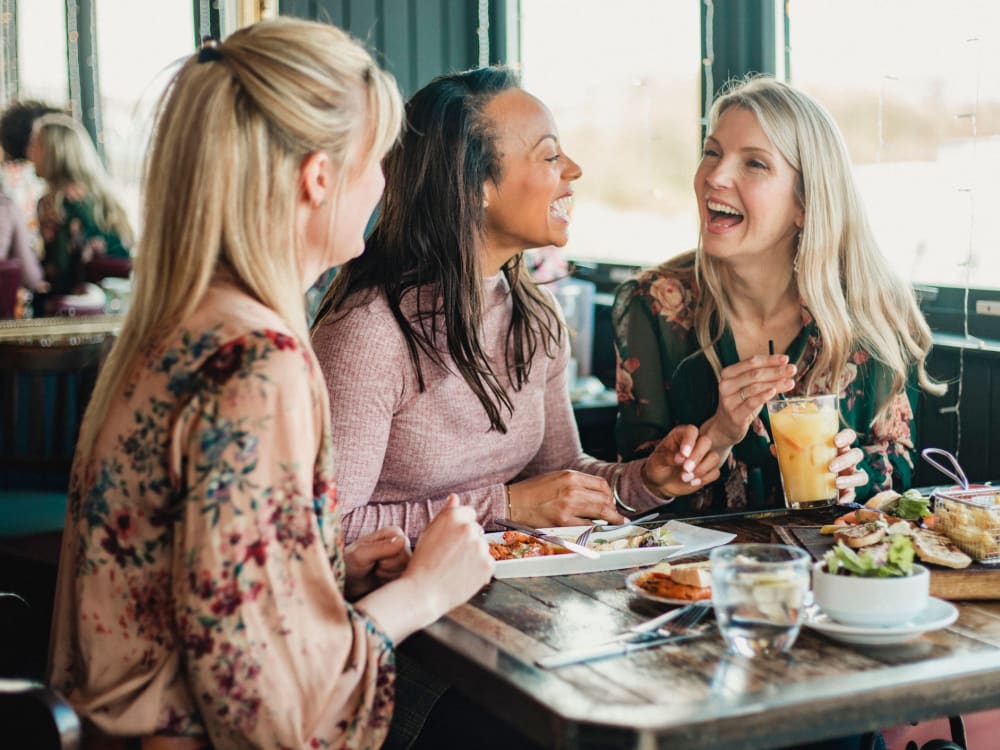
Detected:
left=691, top=478, right=702, bottom=486
left=681, top=472, right=693, bottom=482
left=683, top=460, right=695, bottom=472
left=681, top=444, right=692, bottom=457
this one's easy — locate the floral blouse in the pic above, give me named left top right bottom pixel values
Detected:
left=38, top=193, right=130, bottom=294
left=613, top=258, right=920, bottom=514
left=49, top=281, right=395, bottom=749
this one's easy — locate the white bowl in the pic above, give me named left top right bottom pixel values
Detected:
left=812, top=561, right=930, bottom=628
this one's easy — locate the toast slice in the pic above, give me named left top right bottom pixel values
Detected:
left=669, top=561, right=712, bottom=588
left=912, top=528, right=973, bottom=569
left=834, top=522, right=886, bottom=549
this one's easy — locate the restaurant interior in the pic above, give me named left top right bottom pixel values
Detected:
left=2, top=1, right=1000, bottom=748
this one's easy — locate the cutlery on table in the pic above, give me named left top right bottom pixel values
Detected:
left=535, top=604, right=711, bottom=669
left=494, top=519, right=601, bottom=559
left=573, top=512, right=662, bottom=546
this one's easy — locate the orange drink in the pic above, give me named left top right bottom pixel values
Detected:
left=766, top=394, right=839, bottom=509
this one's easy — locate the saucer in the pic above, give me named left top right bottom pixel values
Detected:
left=804, top=597, right=958, bottom=646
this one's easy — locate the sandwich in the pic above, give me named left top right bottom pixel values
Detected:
left=637, top=561, right=712, bottom=601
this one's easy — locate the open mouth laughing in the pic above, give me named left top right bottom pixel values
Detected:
left=550, top=195, right=573, bottom=222
left=707, top=199, right=744, bottom=229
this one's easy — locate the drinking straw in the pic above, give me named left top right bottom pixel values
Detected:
left=769, top=339, right=788, bottom=400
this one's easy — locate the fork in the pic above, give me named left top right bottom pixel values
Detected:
left=607, top=601, right=711, bottom=644
left=535, top=604, right=711, bottom=669
left=572, top=512, right=661, bottom=546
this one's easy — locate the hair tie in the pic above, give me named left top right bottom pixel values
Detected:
left=198, top=37, right=223, bottom=64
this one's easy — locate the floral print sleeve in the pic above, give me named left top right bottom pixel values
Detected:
left=170, top=336, right=394, bottom=749
left=838, top=356, right=920, bottom=496
left=612, top=266, right=700, bottom=461
left=49, top=293, right=395, bottom=749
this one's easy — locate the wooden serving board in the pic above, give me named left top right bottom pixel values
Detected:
left=772, top=524, right=1000, bottom=600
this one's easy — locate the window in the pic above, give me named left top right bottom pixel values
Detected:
left=517, top=0, right=701, bottom=268
left=788, top=0, right=1000, bottom=291
left=16, top=0, right=68, bottom=103
left=96, top=0, right=195, bottom=232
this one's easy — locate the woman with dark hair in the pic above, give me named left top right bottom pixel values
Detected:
left=312, top=67, right=719, bottom=544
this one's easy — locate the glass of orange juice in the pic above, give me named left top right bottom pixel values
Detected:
left=766, top=394, right=839, bottom=509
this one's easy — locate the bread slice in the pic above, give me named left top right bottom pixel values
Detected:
left=834, top=523, right=886, bottom=549
left=669, top=561, right=712, bottom=588
left=866, top=489, right=901, bottom=512
left=912, top=528, right=973, bottom=569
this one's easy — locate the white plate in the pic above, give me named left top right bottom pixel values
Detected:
left=625, top=568, right=713, bottom=606
left=804, top=597, right=958, bottom=645
left=489, top=520, right=735, bottom=579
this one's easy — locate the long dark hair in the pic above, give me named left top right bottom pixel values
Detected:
left=312, top=66, right=564, bottom=433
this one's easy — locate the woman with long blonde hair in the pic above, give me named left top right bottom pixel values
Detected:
left=49, top=19, right=493, bottom=749
left=28, top=113, right=133, bottom=295
left=614, top=76, right=944, bottom=515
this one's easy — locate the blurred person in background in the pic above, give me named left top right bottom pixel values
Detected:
left=28, top=113, right=133, bottom=299
left=0, top=99, right=60, bottom=243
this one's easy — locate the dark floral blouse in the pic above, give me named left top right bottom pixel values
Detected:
left=49, top=281, right=395, bottom=749
left=38, top=192, right=130, bottom=294
left=613, top=259, right=921, bottom=515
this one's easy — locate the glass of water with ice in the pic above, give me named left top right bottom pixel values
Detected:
left=709, top=544, right=811, bottom=658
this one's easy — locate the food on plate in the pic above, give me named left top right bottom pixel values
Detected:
left=933, top=488, right=1000, bottom=563
left=589, top=524, right=676, bottom=551
left=632, top=561, right=712, bottom=601
left=910, top=528, right=973, bottom=569
left=823, top=526, right=916, bottom=578
left=833, top=522, right=886, bottom=549
left=487, top=525, right=677, bottom=561
left=488, top=531, right=570, bottom=560
left=866, top=488, right=933, bottom=523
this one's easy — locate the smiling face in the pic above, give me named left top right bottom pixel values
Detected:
left=481, top=89, right=582, bottom=272
left=694, top=105, right=804, bottom=268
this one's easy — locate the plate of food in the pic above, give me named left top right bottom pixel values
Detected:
left=487, top=520, right=735, bottom=579
left=626, top=561, right=713, bottom=605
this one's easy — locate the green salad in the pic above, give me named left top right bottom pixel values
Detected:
left=824, top=529, right=916, bottom=578
left=894, top=489, right=933, bottom=521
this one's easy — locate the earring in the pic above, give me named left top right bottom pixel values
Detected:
left=793, top=231, right=802, bottom=274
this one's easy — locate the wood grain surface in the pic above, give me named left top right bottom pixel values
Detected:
left=402, top=509, right=1000, bottom=749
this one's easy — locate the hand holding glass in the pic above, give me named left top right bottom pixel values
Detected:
left=767, top=394, right=839, bottom=509
left=710, top=544, right=811, bottom=658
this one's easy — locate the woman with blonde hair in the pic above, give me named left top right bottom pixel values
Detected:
left=49, top=18, right=493, bottom=749
left=28, top=113, right=133, bottom=295
left=614, top=76, right=944, bottom=515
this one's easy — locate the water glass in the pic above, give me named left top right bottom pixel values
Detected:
left=710, top=544, right=811, bottom=658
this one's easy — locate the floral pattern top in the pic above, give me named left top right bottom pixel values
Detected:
left=38, top=193, right=130, bottom=294
left=49, top=279, right=395, bottom=749
left=613, top=257, right=921, bottom=514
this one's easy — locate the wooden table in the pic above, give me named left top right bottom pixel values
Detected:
left=401, top=510, right=1000, bottom=749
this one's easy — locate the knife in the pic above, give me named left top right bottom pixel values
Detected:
left=493, top=519, right=601, bottom=559
left=535, top=630, right=704, bottom=669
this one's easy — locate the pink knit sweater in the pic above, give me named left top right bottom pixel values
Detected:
left=311, top=273, right=666, bottom=542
